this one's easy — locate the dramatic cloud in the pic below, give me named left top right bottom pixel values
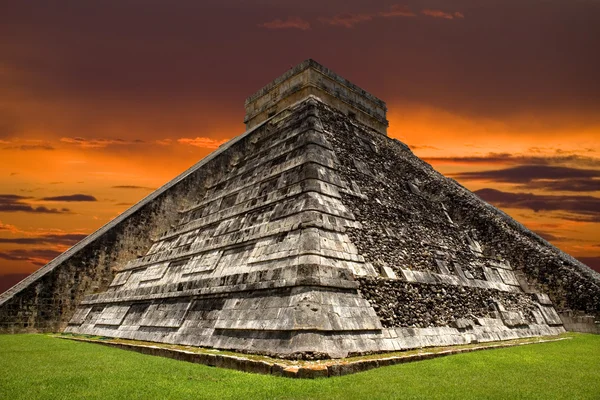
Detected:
left=177, top=137, right=228, bottom=149
left=41, top=194, right=97, bottom=202
left=60, top=137, right=145, bottom=148
left=421, top=9, right=464, bottom=20
left=0, top=248, right=62, bottom=266
left=111, top=185, right=155, bottom=191
left=475, top=188, right=600, bottom=222
left=319, top=13, right=374, bottom=28
left=533, top=231, right=567, bottom=242
left=0, top=233, right=86, bottom=246
left=379, top=5, right=416, bottom=18
left=524, top=179, right=600, bottom=192
left=453, top=165, right=600, bottom=183
left=452, top=165, right=600, bottom=192
left=259, top=17, right=311, bottom=31
left=0, top=194, right=70, bottom=214
left=424, top=153, right=600, bottom=168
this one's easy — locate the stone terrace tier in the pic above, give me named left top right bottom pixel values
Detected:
left=66, top=97, right=570, bottom=359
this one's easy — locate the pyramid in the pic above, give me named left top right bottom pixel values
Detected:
left=3, top=60, right=599, bottom=358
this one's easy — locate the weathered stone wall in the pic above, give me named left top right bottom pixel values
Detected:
left=449, top=197, right=600, bottom=314
left=8, top=96, right=572, bottom=359
left=358, top=277, right=539, bottom=328
left=0, top=196, right=184, bottom=333
left=316, top=101, right=600, bottom=319
left=0, top=122, right=270, bottom=333
left=558, top=311, right=600, bottom=334
left=64, top=99, right=385, bottom=359
left=68, top=98, right=568, bottom=358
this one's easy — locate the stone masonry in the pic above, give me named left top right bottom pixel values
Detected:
left=3, top=60, right=599, bottom=359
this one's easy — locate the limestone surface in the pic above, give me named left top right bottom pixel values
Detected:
left=65, top=96, right=574, bottom=358
left=2, top=60, right=598, bottom=359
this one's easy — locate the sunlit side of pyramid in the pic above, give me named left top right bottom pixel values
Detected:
left=3, top=60, right=598, bottom=358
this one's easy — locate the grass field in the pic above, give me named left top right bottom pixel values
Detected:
left=1, top=334, right=598, bottom=399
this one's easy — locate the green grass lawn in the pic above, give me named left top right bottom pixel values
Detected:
left=1, top=334, right=598, bottom=399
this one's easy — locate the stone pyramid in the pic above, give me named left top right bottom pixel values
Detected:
left=3, top=60, right=598, bottom=358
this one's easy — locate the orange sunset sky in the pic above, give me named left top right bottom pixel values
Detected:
left=1, top=1, right=599, bottom=292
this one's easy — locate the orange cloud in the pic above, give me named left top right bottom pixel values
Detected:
left=380, top=5, right=416, bottom=18
left=0, top=221, right=19, bottom=233
left=1, top=139, right=55, bottom=151
left=319, top=13, right=374, bottom=28
left=258, top=17, right=311, bottom=31
left=60, top=137, right=144, bottom=148
left=421, top=9, right=464, bottom=20
left=177, top=137, right=228, bottom=149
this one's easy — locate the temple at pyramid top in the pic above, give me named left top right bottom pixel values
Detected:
left=244, top=59, right=389, bottom=135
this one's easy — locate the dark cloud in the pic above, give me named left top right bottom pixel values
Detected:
left=525, top=179, right=600, bottom=192
left=475, top=188, right=600, bottom=222
left=0, top=194, right=70, bottom=213
left=576, top=257, right=600, bottom=273
left=533, top=231, right=567, bottom=242
left=111, top=186, right=155, bottom=191
left=0, top=233, right=86, bottom=246
left=41, top=194, right=97, bottom=202
left=0, top=248, right=62, bottom=266
left=424, top=153, right=600, bottom=168
left=452, top=165, right=600, bottom=192
left=453, top=165, right=600, bottom=183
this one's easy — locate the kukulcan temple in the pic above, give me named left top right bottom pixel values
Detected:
left=1, top=60, right=598, bottom=363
